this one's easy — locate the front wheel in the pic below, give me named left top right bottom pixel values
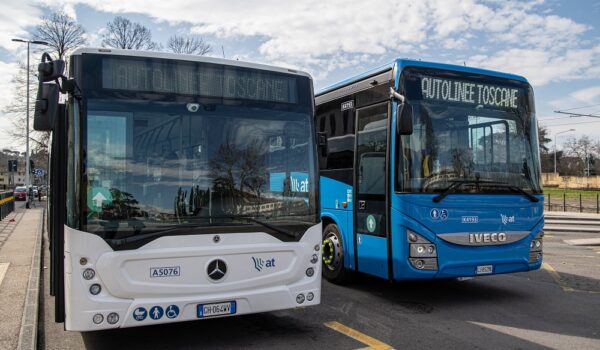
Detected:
left=322, top=223, right=352, bottom=284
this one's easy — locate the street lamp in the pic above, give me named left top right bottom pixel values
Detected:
left=11, top=38, right=48, bottom=208
left=553, top=129, right=575, bottom=174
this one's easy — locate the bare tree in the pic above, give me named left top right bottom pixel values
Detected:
left=33, top=10, right=86, bottom=59
left=563, top=135, right=600, bottom=176
left=4, top=10, right=87, bottom=154
left=3, top=62, right=50, bottom=152
left=101, top=16, right=160, bottom=50
left=167, top=35, right=211, bottom=55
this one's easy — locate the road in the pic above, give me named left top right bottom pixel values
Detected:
left=39, top=229, right=600, bottom=350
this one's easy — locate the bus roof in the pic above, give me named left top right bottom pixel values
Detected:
left=70, top=47, right=313, bottom=80
left=316, top=58, right=529, bottom=96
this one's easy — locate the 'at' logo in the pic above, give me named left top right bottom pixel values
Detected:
left=252, top=257, right=275, bottom=271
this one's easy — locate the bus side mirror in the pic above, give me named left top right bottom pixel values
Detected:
left=33, top=83, right=59, bottom=131
left=38, top=57, right=65, bottom=83
left=397, top=103, right=413, bottom=135
left=317, top=132, right=328, bottom=157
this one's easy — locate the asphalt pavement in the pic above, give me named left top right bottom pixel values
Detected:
left=38, top=226, right=600, bottom=350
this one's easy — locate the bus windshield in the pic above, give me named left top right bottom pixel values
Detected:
left=398, top=68, right=542, bottom=195
left=83, top=98, right=317, bottom=240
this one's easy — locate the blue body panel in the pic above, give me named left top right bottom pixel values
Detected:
left=318, top=58, right=542, bottom=281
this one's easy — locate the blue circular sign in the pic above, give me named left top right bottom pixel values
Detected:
left=133, top=307, right=147, bottom=321
left=149, top=306, right=164, bottom=320
left=440, top=209, right=449, bottom=220
left=165, top=305, right=180, bottom=319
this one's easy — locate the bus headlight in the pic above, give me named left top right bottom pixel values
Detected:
left=306, top=292, right=314, bottom=301
left=310, top=254, right=318, bottom=264
left=89, top=284, right=102, bottom=295
left=296, top=294, right=305, bottom=304
left=82, top=268, right=95, bottom=280
left=407, top=230, right=438, bottom=270
left=306, top=267, right=315, bottom=277
left=107, top=313, right=119, bottom=325
left=529, top=231, right=543, bottom=263
left=92, top=314, right=103, bottom=324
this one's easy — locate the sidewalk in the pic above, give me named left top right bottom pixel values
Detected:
left=0, top=206, right=44, bottom=350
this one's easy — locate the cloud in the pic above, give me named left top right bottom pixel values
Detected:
left=44, top=0, right=597, bottom=84
left=570, top=86, right=600, bottom=104
left=1, top=0, right=599, bottom=84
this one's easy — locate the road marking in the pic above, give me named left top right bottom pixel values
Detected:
left=0, top=263, right=9, bottom=287
left=324, top=321, right=394, bottom=350
left=469, top=321, right=600, bottom=349
left=542, top=263, right=575, bottom=292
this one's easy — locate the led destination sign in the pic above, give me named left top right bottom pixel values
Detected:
left=421, top=76, right=520, bottom=109
left=101, top=57, right=298, bottom=103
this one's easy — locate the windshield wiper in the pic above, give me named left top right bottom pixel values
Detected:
left=105, top=216, right=297, bottom=248
left=225, top=216, right=297, bottom=239
left=432, top=180, right=475, bottom=203
left=105, top=223, right=216, bottom=248
left=432, top=180, right=539, bottom=203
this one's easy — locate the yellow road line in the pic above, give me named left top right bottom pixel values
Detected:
left=324, top=321, right=394, bottom=350
left=542, top=263, right=575, bottom=292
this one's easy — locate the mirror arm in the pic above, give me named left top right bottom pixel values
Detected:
left=389, top=87, right=405, bottom=103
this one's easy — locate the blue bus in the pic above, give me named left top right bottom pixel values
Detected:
left=315, top=59, right=544, bottom=282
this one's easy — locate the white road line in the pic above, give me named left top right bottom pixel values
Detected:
left=0, top=262, right=9, bottom=288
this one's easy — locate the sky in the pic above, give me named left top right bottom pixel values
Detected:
left=0, top=0, right=599, bottom=152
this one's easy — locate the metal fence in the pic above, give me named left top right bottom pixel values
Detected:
left=545, top=193, right=600, bottom=213
left=0, top=191, right=15, bottom=220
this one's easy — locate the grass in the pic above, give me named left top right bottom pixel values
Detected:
left=543, top=187, right=600, bottom=198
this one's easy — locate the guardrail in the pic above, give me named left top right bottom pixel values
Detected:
left=0, top=191, right=15, bottom=220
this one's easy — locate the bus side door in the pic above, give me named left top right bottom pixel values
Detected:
left=354, top=102, right=389, bottom=279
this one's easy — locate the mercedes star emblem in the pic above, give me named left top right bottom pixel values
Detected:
left=207, top=259, right=227, bottom=281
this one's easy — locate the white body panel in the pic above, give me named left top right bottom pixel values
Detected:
left=64, top=223, right=321, bottom=331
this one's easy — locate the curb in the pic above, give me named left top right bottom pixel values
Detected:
left=17, top=209, right=44, bottom=350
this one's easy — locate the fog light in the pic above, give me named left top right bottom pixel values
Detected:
left=107, top=312, right=119, bottom=325
left=296, top=294, right=305, bottom=304
left=92, top=314, right=103, bottom=324
left=82, top=268, right=95, bottom=280
left=306, top=292, right=314, bottom=301
left=314, top=244, right=320, bottom=251
left=306, top=267, right=315, bottom=277
left=417, top=245, right=425, bottom=254
left=89, top=284, right=101, bottom=295
left=79, top=257, right=88, bottom=265
left=415, top=260, right=425, bottom=269
left=310, top=254, right=318, bottom=264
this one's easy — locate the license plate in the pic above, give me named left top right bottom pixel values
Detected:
left=197, top=301, right=236, bottom=318
left=476, top=265, right=493, bottom=275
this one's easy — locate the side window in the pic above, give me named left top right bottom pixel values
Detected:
left=316, top=99, right=355, bottom=170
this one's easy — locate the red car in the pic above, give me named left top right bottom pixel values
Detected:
left=13, top=186, right=27, bottom=201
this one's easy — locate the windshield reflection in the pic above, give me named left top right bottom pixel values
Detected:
left=400, top=102, right=541, bottom=194
left=84, top=100, right=317, bottom=239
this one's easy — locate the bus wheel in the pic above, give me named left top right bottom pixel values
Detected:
left=322, top=224, right=351, bottom=284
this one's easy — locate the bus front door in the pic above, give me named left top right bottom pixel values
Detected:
left=354, top=103, right=389, bottom=279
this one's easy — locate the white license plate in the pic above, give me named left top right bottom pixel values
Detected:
left=197, top=301, right=237, bottom=318
left=476, top=265, right=494, bottom=275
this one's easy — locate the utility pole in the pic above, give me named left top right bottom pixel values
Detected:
left=11, top=38, right=48, bottom=208
left=553, top=129, right=575, bottom=174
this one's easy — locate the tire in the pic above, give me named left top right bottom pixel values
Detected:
left=322, top=223, right=352, bottom=284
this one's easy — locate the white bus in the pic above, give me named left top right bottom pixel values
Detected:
left=34, top=48, right=321, bottom=331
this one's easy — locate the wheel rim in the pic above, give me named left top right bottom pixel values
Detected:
left=322, top=231, right=341, bottom=271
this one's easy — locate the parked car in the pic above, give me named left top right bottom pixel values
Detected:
left=14, top=186, right=27, bottom=200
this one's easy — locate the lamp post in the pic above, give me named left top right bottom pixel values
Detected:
left=11, top=38, right=48, bottom=208
left=553, top=129, right=575, bottom=174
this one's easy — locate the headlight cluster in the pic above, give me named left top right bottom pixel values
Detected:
left=407, top=230, right=438, bottom=271
left=529, top=231, right=544, bottom=263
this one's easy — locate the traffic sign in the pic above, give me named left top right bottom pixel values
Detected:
left=87, top=187, right=112, bottom=212
left=34, top=168, right=45, bottom=177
